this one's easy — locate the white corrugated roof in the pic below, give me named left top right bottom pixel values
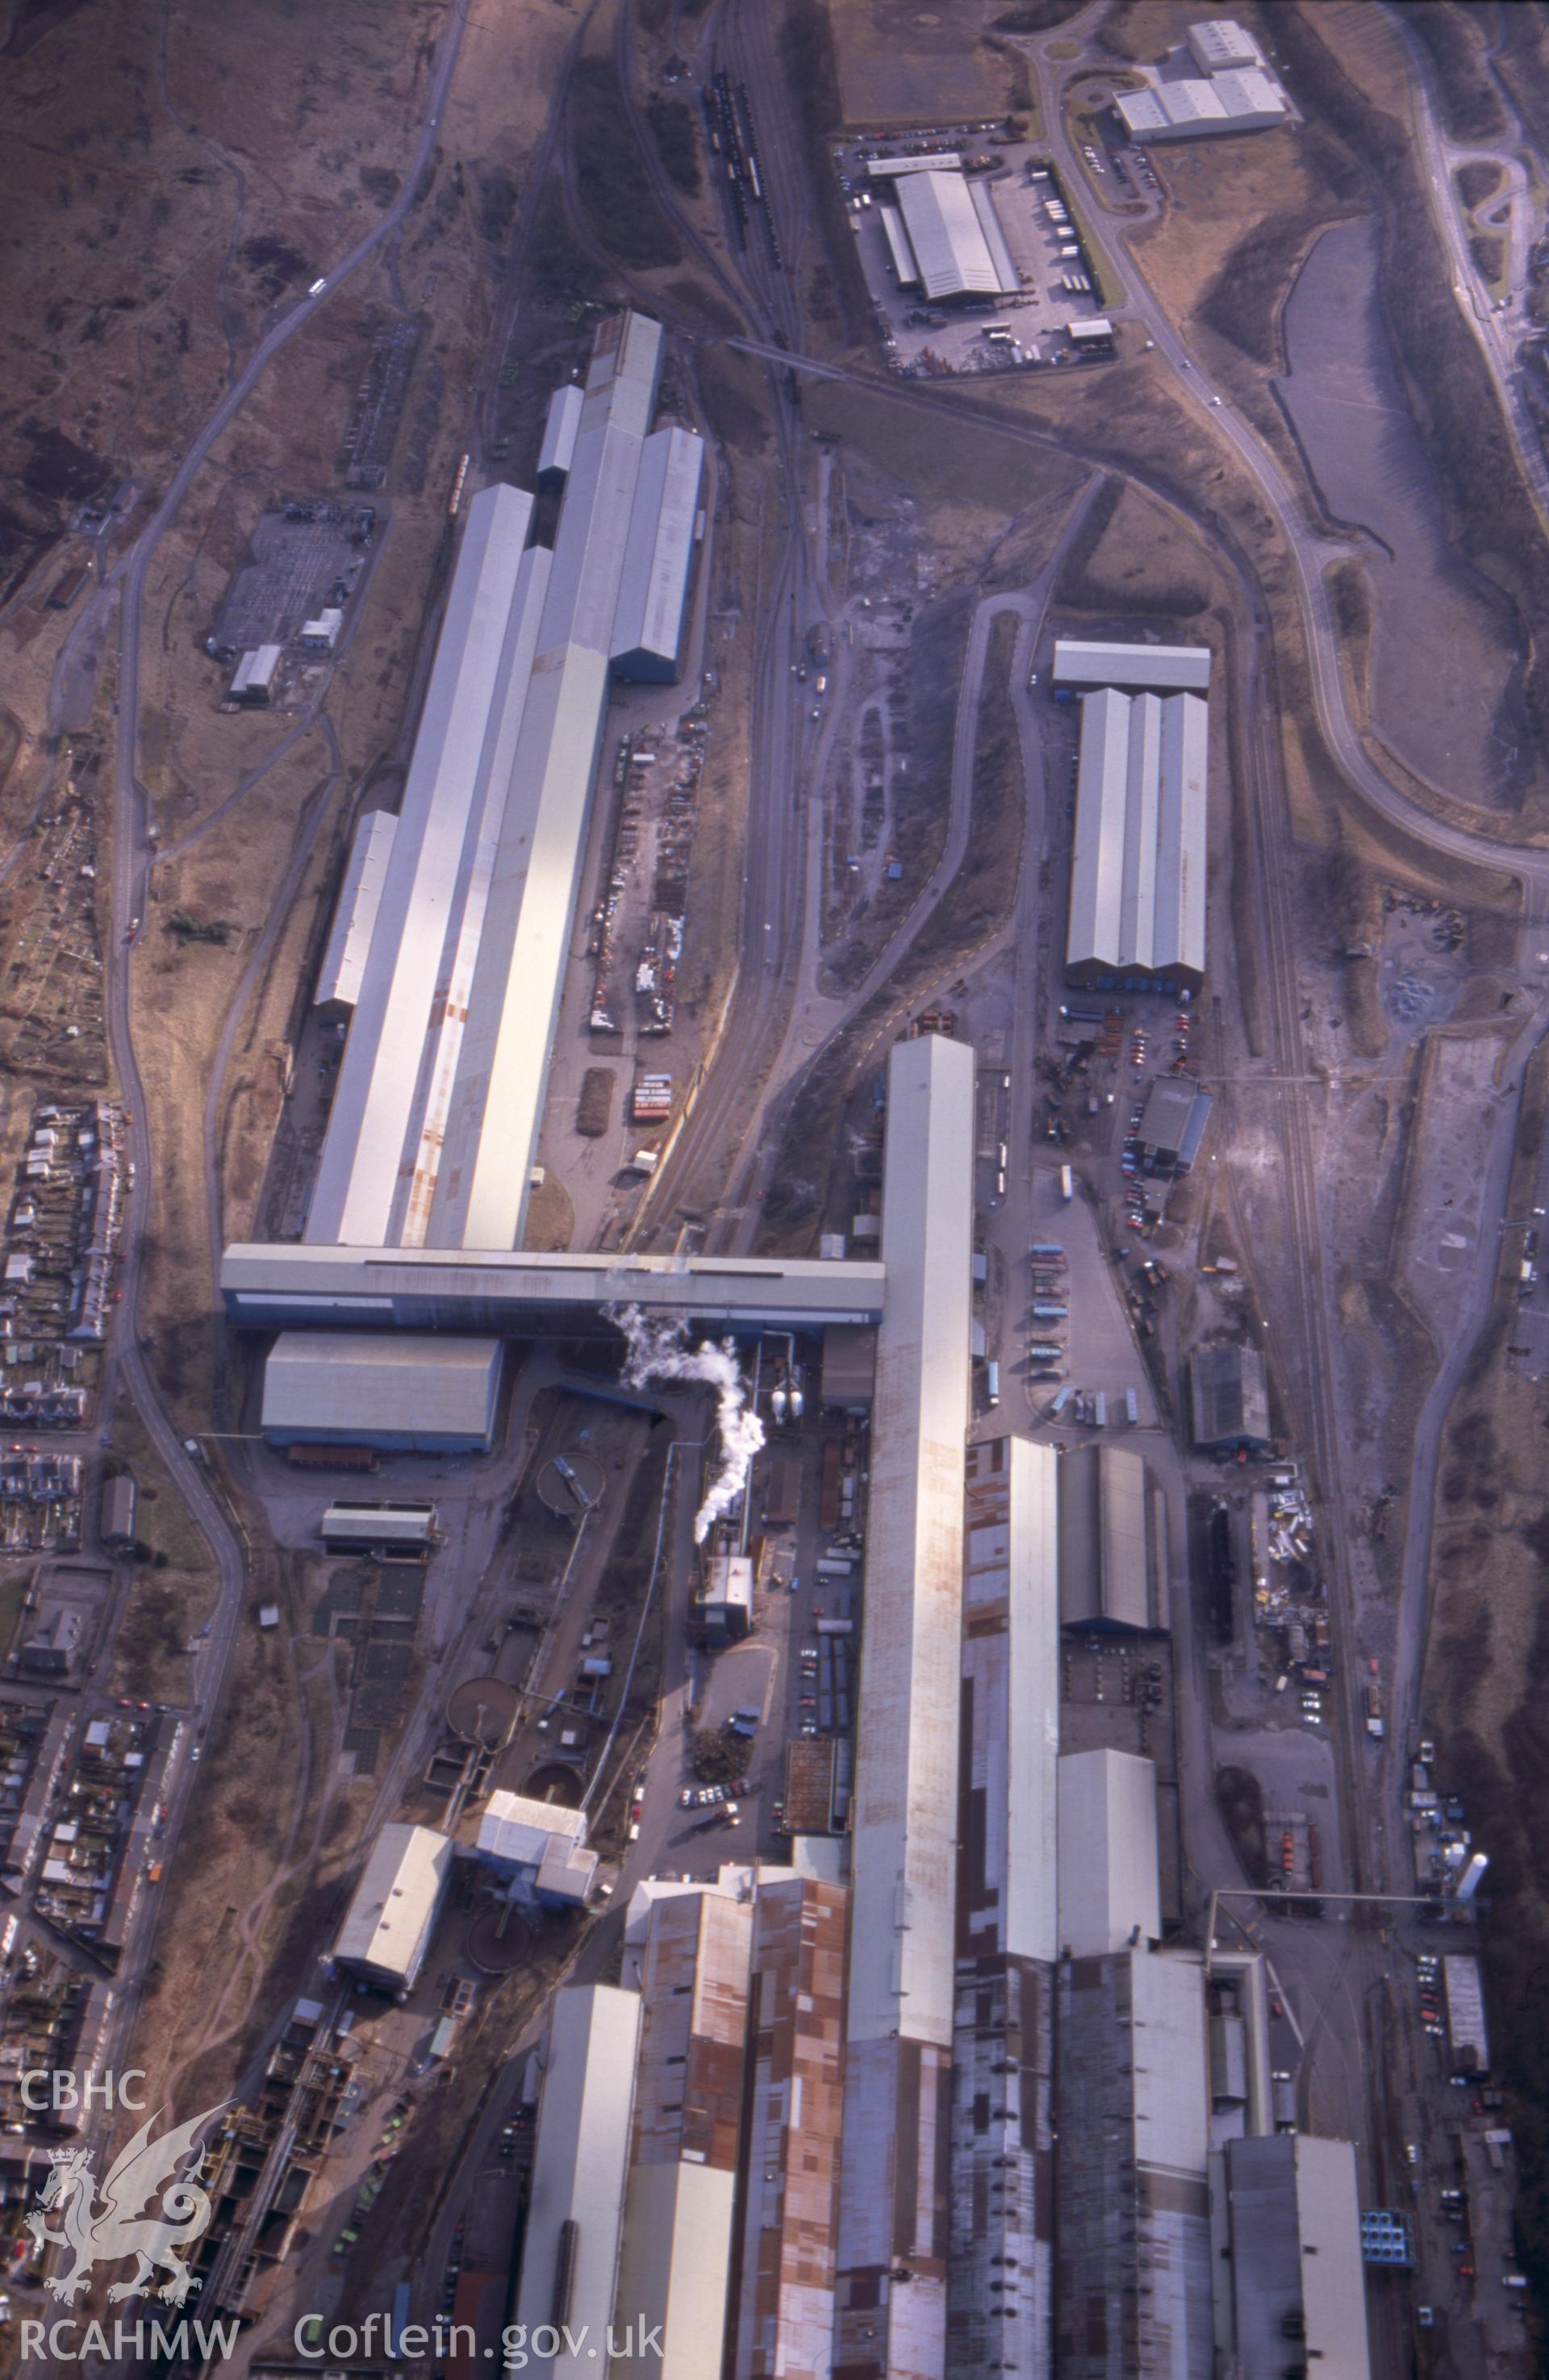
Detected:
left=1161, top=77, right=1230, bottom=125
left=1117, top=88, right=1171, bottom=136
left=866, top=151, right=962, bottom=177
left=304, top=482, right=537, bottom=1246
left=879, top=203, right=921, bottom=286
left=896, top=169, right=1013, bottom=299
left=516, top=1985, right=641, bottom=2371
left=537, top=381, right=584, bottom=478
left=1188, top=17, right=1261, bottom=70
left=1057, top=1748, right=1161, bottom=1956
left=611, top=424, right=704, bottom=674
left=1211, top=66, right=1287, bottom=121
left=303, top=311, right=670, bottom=1261
left=261, top=1331, right=501, bottom=1441
left=1054, top=638, right=1212, bottom=691
left=332, top=1823, right=452, bottom=1985
left=1067, top=688, right=1208, bottom=979
left=847, top=1035, right=975, bottom=2048
left=478, top=1789, right=587, bottom=1869
left=315, top=810, right=398, bottom=1011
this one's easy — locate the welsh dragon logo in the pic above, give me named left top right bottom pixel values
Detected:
left=25, top=2101, right=224, bottom=2306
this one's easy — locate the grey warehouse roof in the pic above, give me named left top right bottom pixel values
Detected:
left=895, top=169, right=1017, bottom=299
left=262, top=1331, right=502, bottom=1449
left=611, top=424, right=704, bottom=679
left=1190, top=1343, right=1271, bottom=1447
left=1056, top=1747, right=1161, bottom=1957
left=1053, top=637, right=1212, bottom=692
left=1058, top=1442, right=1162, bottom=1631
left=1067, top=687, right=1207, bottom=983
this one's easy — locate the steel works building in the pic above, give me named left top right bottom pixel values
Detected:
left=1056, top=639, right=1210, bottom=994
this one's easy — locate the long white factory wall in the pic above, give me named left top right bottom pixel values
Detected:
left=305, top=482, right=537, bottom=1245
left=302, top=311, right=672, bottom=1260
left=315, top=809, right=397, bottom=1013
left=427, top=645, right=612, bottom=1251
left=846, top=1033, right=975, bottom=2048
left=1057, top=1747, right=1161, bottom=1959
left=391, top=542, right=553, bottom=1246
left=517, top=1985, right=641, bottom=2378
left=1003, top=1437, right=1062, bottom=1964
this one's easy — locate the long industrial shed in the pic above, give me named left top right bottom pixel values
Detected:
left=302, top=311, right=702, bottom=1263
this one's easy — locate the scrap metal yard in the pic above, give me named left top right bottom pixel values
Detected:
left=0, top=1, right=1547, bottom=2375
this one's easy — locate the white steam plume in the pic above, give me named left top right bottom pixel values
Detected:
left=612, top=1304, right=766, bottom=1544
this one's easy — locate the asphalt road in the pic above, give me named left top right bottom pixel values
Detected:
left=72, top=0, right=473, bottom=2322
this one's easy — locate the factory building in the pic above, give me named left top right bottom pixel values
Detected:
left=1056, top=1748, right=1161, bottom=1957
left=835, top=1033, right=975, bottom=2380
left=1055, top=1945, right=1215, bottom=2379
left=610, top=424, right=704, bottom=681
left=515, top=1985, right=642, bottom=2378
left=299, top=311, right=704, bottom=1266
left=229, top=645, right=282, bottom=704
left=537, top=380, right=584, bottom=482
left=950, top=1434, right=1060, bottom=2380
left=1212, top=2134, right=1371, bottom=2378
left=612, top=1887, right=754, bottom=2380
left=1114, top=20, right=1288, bottom=144
left=730, top=1874, right=848, bottom=2380
left=1190, top=1344, right=1271, bottom=1454
left=260, top=1332, right=503, bottom=1453
left=1066, top=687, right=1207, bottom=992
left=222, top=1240, right=889, bottom=1333
left=1136, top=1074, right=1213, bottom=1174
left=1058, top=1443, right=1168, bottom=1632
left=1187, top=16, right=1263, bottom=72
left=319, top=1502, right=436, bottom=1554
left=1052, top=637, right=1212, bottom=695
left=889, top=168, right=1019, bottom=301
left=314, top=810, right=397, bottom=1016
left=472, top=1791, right=598, bottom=1908
left=331, top=1823, right=453, bottom=1996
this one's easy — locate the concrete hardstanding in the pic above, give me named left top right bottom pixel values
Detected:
left=516, top=1985, right=642, bottom=2378
left=835, top=1032, right=975, bottom=2380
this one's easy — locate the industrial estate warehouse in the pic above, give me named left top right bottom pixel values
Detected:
left=1066, top=686, right=1208, bottom=991
left=887, top=165, right=1019, bottom=299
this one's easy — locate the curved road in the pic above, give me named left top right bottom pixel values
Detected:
left=82, top=0, right=472, bottom=2253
